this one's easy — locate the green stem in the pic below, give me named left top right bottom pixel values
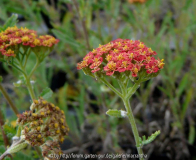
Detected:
left=118, top=81, right=143, bottom=159
left=10, top=62, right=36, bottom=101
left=118, top=80, right=126, bottom=95
left=122, top=97, right=144, bottom=160
left=100, top=77, right=123, bottom=98
left=28, top=57, right=39, bottom=79
left=103, top=79, right=144, bottom=158
left=0, top=83, right=19, bottom=115
left=11, top=63, right=27, bottom=76
left=16, top=125, right=22, bottom=137
left=7, top=53, right=42, bottom=158
left=24, top=75, right=36, bottom=100
left=126, top=83, right=140, bottom=100
left=20, top=73, right=42, bottom=158
left=20, top=58, right=42, bottom=157
left=23, top=48, right=31, bottom=68
left=23, top=57, right=40, bottom=100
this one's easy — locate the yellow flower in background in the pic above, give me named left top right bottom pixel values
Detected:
left=11, top=120, right=17, bottom=128
left=0, top=26, right=59, bottom=57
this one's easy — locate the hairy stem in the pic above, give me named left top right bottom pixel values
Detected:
left=24, top=75, right=36, bottom=100
left=10, top=59, right=42, bottom=157
left=19, top=61, right=42, bottom=157
left=0, top=139, right=24, bottom=160
left=28, top=56, right=39, bottom=79
left=122, top=97, right=144, bottom=159
left=126, top=83, right=140, bottom=100
left=118, top=81, right=144, bottom=159
left=103, top=79, right=144, bottom=158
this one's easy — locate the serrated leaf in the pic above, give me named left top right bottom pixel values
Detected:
left=139, top=130, right=161, bottom=146
left=39, top=87, right=53, bottom=100
left=2, top=14, right=18, bottom=31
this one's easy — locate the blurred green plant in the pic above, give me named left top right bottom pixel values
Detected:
left=0, top=0, right=196, bottom=159
left=0, top=16, right=69, bottom=160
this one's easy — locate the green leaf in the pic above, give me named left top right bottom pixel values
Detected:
left=176, top=74, right=188, bottom=98
left=106, top=109, right=127, bottom=118
left=39, top=87, right=53, bottom=100
left=181, top=88, right=193, bottom=119
left=183, top=0, right=193, bottom=10
left=8, top=142, right=28, bottom=154
left=0, top=76, right=3, bottom=83
left=145, top=0, right=153, bottom=7
left=14, top=151, right=34, bottom=160
left=3, top=124, right=17, bottom=138
left=13, top=80, right=23, bottom=87
left=188, top=123, right=195, bottom=145
left=13, top=75, right=26, bottom=87
left=0, top=52, right=3, bottom=59
left=52, top=29, right=84, bottom=48
left=0, top=145, right=6, bottom=154
left=157, top=86, right=172, bottom=98
left=2, top=14, right=18, bottom=31
left=138, top=130, right=160, bottom=147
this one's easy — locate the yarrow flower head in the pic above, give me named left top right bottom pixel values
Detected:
left=77, top=39, right=164, bottom=81
left=17, top=97, right=69, bottom=158
left=0, top=26, right=59, bottom=57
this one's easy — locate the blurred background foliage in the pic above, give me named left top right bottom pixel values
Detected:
left=0, top=0, right=196, bottom=160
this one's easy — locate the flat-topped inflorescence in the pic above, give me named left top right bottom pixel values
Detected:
left=17, top=97, right=69, bottom=158
left=77, top=39, right=164, bottom=79
left=77, top=40, right=163, bottom=160
left=0, top=26, right=59, bottom=57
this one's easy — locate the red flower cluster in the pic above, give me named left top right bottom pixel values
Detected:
left=0, top=26, right=59, bottom=57
left=77, top=39, right=164, bottom=77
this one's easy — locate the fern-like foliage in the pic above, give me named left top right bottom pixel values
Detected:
left=138, top=130, right=161, bottom=147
